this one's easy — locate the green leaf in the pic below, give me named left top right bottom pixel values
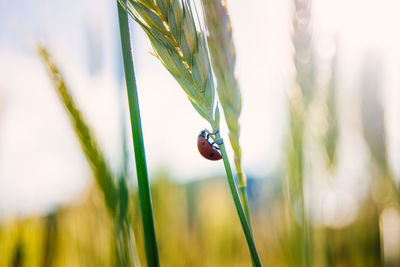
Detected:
left=117, top=2, right=160, bottom=265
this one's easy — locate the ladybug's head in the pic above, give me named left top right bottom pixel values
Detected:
left=198, top=130, right=207, bottom=138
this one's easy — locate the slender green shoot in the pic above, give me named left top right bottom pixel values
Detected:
left=213, top=129, right=262, bottom=267
left=117, top=1, right=160, bottom=266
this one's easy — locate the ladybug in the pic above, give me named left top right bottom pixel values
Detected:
left=197, top=130, right=222, bottom=161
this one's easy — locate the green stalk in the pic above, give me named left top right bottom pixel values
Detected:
left=239, top=187, right=250, bottom=222
left=299, top=172, right=311, bottom=267
left=115, top=220, right=140, bottom=267
left=214, top=131, right=262, bottom=266
left=116, top=1, right=160, bottom=266
left=236, top=167, right=250, bottom=225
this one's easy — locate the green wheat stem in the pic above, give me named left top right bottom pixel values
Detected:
left=239, top=187, right=250, bottom=221
left=115, top=221, right=129, bottom=266
left=117, top=1, right=160, bottom=266
left=286, top=95, right=311, bottom=267
left=115, top=219, right=140, bottom=267
left=214, top=130, right=262, bottom=266
left=288, top=0, right=314, bottom=265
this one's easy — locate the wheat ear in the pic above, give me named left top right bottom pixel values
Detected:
left=38, top=45, right=118, bottom=212
left=121, top=1, right=262, bottom=264
left=200, top=0, right=250, bottom=220
left=121, top=0, right=216, bottom=126
left=285, top=0, right=314, bottom=266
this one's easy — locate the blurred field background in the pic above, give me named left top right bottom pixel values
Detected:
left=1, top=0, right=400, bottom=266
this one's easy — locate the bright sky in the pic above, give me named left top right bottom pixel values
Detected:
left=0, top=0, right=399, bottom=217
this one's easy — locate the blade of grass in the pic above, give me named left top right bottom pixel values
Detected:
left=115, top=177, right=140, bottom=267
left=116, top=1, right=160, bottom=266
left=213, top=129, right=262, bottom=267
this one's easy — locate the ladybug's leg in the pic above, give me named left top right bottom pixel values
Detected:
left=211, top=138, right=223, bottom=150
left=203, top=129, right=212, bottom=140
left=214, top=138, right=224, bottom=147
left=208, top=129, right=219, bottom=137
left=204, top=128, right=218, bottom=142
left=210, top=142, right=219, bottom=149
left=205, top=129, right=220, bottom=142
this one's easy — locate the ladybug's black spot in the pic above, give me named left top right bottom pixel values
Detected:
left=202, top=142, right=205, bottom=146
left=209, top=153, right=214, bottom=157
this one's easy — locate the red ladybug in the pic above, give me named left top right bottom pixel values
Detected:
left=197, top=130, right=222, bottom=161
